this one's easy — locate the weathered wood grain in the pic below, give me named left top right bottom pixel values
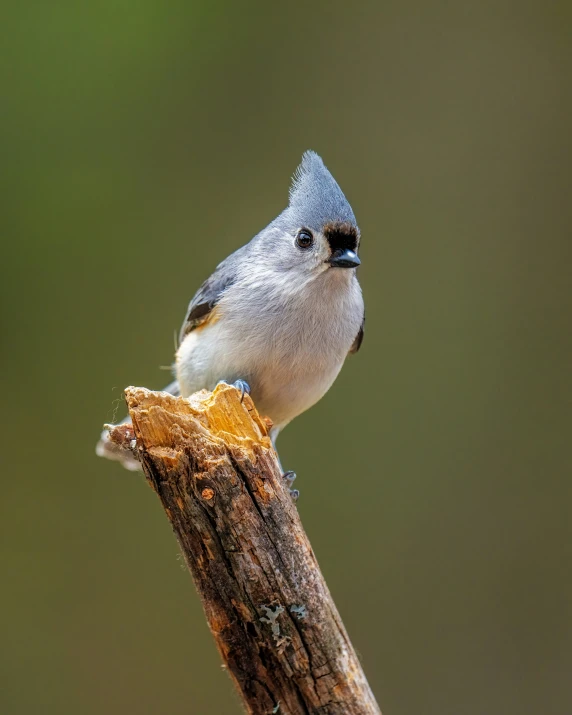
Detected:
left=107, top=384, right=380, bottom=715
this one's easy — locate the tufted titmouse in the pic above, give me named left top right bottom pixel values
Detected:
left=98, top=151, right=364, bottom=480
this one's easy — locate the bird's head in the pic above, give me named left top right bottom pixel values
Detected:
left=261, top=151, right=361, bottom=279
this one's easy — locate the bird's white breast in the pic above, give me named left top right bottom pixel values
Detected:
left=176, top=269, right=363, bottom=432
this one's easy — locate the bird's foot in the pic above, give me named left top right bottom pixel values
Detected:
left=233, top=379, right=251, bottom=402
left=282, top=471, right=299, bottom=501
left=217, top=379, right=251, bottom=403
left=283, top=471, right=296, bottom=487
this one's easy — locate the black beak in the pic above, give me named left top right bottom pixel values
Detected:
left=328, top=248, right=361, bottom=268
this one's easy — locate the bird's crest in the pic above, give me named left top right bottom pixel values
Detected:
left=287, top=151, right=356, bottom=230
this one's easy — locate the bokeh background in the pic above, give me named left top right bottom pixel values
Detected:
left=2, top=2, right=571, bottom=713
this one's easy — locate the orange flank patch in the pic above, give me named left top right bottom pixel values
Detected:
left=193, top=306, right=221, bottom=331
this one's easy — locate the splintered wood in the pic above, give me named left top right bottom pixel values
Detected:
left=107, top=384, right=380, bottom=715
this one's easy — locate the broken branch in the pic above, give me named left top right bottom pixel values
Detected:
left=105, top=384, right=381, bottom=714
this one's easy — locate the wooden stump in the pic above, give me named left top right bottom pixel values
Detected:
left=106, top=383, right=381, bottom=715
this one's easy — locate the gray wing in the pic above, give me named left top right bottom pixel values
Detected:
left=349, top=315, right=365, bottom=354
left=179, top=247, right=246, bottom=344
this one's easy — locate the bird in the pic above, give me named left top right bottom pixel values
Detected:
left=98, top=151, right=364, bottom=489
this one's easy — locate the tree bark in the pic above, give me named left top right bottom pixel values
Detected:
left=106, top=384, right=381, bottom=715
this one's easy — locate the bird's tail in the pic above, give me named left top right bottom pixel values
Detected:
left=96, top=380, right=180, bottom=471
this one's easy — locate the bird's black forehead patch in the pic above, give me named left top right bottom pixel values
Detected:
left=323, top=221, right=359, bottom=252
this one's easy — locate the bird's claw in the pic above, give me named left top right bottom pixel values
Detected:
left=282, top=471, right=296, bottom=487
left=282, top=471, right=298, bottom=500
left=217, top=379, right=251, bottom=403
left=233, top=379, right=251, bottom=403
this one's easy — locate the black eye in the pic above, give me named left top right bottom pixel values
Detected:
left=296, top=229, right=314, bottom=249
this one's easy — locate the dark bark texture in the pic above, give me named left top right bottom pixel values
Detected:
left=107, top=384, right=381, bottom=715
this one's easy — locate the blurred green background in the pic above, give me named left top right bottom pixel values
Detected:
left=2, top=1, right=571, bottom=713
